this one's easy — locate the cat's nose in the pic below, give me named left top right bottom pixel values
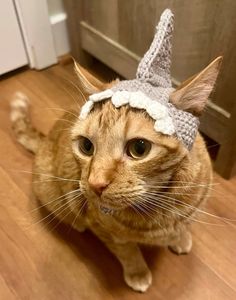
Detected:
left=88, top=178, right=110, bottom=196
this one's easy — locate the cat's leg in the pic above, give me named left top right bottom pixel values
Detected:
left=168, top=228, right=192, bottom=255
left=107, top=240, right=152, bottom=292
left=91, top=228, right=151, bottom=293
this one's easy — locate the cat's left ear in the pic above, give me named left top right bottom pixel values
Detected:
left=73, top=60, right=104, bottom=94
left=170, top=56, right=222, bottom=116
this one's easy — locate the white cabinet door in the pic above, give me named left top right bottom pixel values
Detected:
left=0, top=0, right=28, bottom=75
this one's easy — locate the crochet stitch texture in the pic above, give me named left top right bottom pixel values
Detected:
left=79, top=9, right=199, bottom=150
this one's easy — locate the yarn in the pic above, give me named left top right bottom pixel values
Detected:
left=79, top=9, right=199, bottom=150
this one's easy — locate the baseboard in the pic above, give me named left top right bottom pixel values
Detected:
left=50, top=12, right=70, bottom=57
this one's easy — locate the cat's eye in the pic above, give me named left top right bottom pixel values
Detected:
left=78, top=136, right=94, bottom=156
left=126, top=139, right=151, bottom=159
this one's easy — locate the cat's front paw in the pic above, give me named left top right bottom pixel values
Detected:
left=124, top=268, right=152, bottom=292
left=169, top=231, right=192, bottom=255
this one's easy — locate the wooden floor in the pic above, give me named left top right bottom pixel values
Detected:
left=0, top=62, right=236, bottom=300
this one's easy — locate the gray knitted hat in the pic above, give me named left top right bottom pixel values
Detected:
left=80, top=9, right=199, bottom=150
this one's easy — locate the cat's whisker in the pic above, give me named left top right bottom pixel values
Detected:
left=117, top=196, right=141, bottom=216
left=45, top=107, right=78, bottom=119
left=145, top=189, right=234, bottom=202
left=12, top=170, right=80, bottom=183
left=71, top=199, right=87, bottom=229
left=64, top=78, right=87, bottom=104
left=29, top=188, right=82, bottom=213
left=145, top=190, right=201, bottom=196
left=144, top=193, right=202, bottom=216
left=131, top=204, right=146, bottom=221
left=54, top=128, right=73, bottom=134
left=142, top=194, right=225, bottom=226
left=48, top=208, right=74, bottom=233
left=143, top=199, right=209, bottom=225
left=144, top=198, right=193, bottom=220
left=145, top=182, right=228, bottom=199
left=56, top=118, right=78, bottom=126
left=28, top=192, right=84, bottom=229
left=48, top=197, right=87, bottom=234
left=135, top=199, right=168, bottom=229
left=155, top=191, right=224, bottom=199
left=135, top=196, right=169, bottom=220
left=61, top=84, right=82, bottom=110
left=43, top=202, right=74, bottom=232
left=145, top=184, right=222, bottom=197
left=35, top=193, right=82, bottom=226
left=144, top=191, right=236, bottom=222
left=126, top=197, right=149, bottom=220
left=145, top=180, right=216, bottom=185
left=27, top=201, right=70, bottom=230
left=143, top=194, right=195, bottom=214
left=133, top=200, right=156, bottom=220
left=140, top=194, right=196, bottom=216
left=145, top=182, right=218, bottom=189
left=32, top=178, right=80, bottom=184
left=44, top=202, right=80, bottom=234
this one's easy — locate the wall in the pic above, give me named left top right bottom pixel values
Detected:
left=47, top=0, right=70, bottom=56
left=47, top=0, right=65, bottom=15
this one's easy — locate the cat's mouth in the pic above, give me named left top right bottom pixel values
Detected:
left=87, top=190, right=131, bottom=214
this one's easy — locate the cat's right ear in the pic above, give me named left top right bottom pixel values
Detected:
left=73, top=60, right=104, bottom=95
left=170, top=56, right=222, bottom=116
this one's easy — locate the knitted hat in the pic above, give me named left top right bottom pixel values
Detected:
left=79, top=9, right=199, bottom=150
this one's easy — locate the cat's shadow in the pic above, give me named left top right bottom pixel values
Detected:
left=37, top=203, right=194, bottom=294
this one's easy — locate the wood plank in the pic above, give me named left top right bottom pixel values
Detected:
left=0, top=275, right=16, bottom=300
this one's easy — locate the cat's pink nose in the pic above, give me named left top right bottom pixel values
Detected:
left=88, top=178, right=110, bottom=196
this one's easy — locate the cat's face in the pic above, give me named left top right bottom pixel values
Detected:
left=70, top=58, right=221, bottom=212
left=71, top=101, right=187, bottom=211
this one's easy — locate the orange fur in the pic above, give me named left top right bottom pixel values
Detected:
left=10, top=60, right=220, bottom=292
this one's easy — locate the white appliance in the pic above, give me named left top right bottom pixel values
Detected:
left=0, top=0, right=66, bottom=76
left=0, top=0, right=28, bottom=75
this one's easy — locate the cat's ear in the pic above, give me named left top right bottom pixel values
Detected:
left=73, top=60, right=104, bottom=94
left=170, top=56, right=222, bottom=116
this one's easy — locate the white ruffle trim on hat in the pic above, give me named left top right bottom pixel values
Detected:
left=79, top=90, right=175, bottom=135
left=89, top=89, right=113, bottom=102
left=112, top=91, right=130, bottom=107
left=79, top=89, right=114, bottom=120
left=154, top=116, right=175, bottom=135
left=79, top=100, right=94, bottom=120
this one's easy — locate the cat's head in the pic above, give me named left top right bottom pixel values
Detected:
left=70, top=58, right=221, bottom=213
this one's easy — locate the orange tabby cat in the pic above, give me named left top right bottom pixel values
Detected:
left=10, top=57, right=221, bottom=292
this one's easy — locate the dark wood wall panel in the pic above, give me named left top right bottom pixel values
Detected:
left=83, top=0, right=119, bottom=40
left=64, top=0, right=236, bottom=178
left=65, top=0, right=235, bottom=112
left=208, top=0, right=236, bottom=112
